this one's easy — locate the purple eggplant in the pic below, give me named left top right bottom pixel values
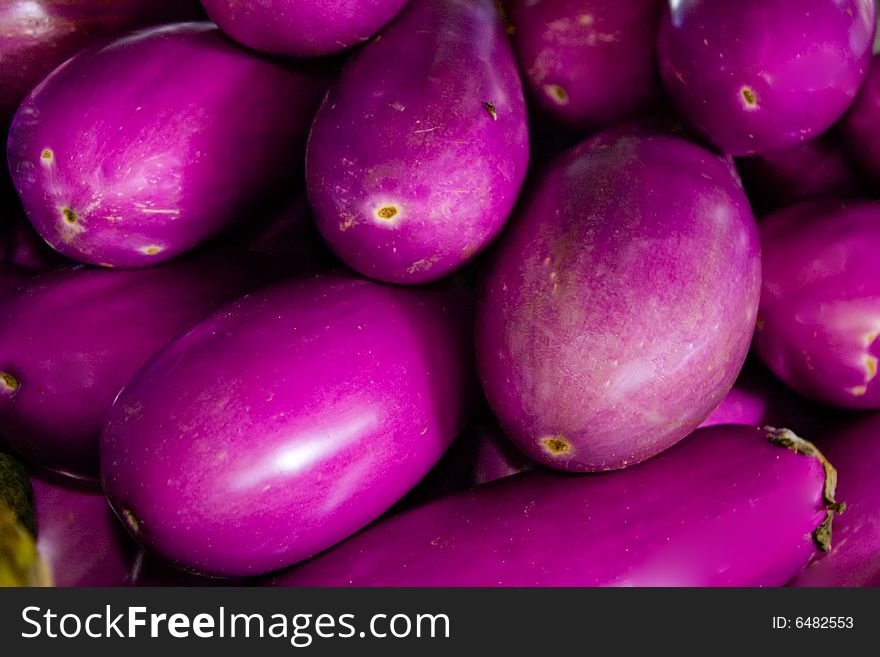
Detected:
left=273, top=425, right=842, bottom=587
left=307, top=0, right=529, bottom=284
left=476, top=127, right=761, bottom=472
left=32, top=472, right=136, bottom=587
left=200, top=0, right=409, bottom=57
left=8, top=23, right=328, bottom=267
left=0, top=0, right=204, bottom=129
left=0, top=252, right=256, bottom=479
left=658, top=0, right=875, bottom=156
left=101, top=274, right=473, bottom=577
left=842, top=54, right=880, bottom=185
left=509, top=0, right=665, bottom=132
left=790, top=413, right=880, bottom=587
left=755, top=200, right=880, bottom=409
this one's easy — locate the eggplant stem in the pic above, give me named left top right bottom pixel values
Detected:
left=765, top=426, right=845, bottom=552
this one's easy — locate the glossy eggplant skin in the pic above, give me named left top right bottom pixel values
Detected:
left=658, top=0, right=875, bottom=156
left=755, top=201, right=880, bottom=409
left=0, top=0, right=204, bottom=128
left=32, top=473, right=136, bottom=587
left=0, top=252, right=256, bottom=479
left=101, top=274, right=474, bottom=577
left=8, top=23, right=328, bottom=267
left=273, top=425, right=840, bottom=587
left=476, top=127, right=761, bottom=472
left=307, top=0, right=529, bottom=284
left=200, top=0, right=409, bottom=57
left=790, top=414, right=880, bottom=587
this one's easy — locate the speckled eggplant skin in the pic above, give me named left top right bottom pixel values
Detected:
left=509, top=0, right=664, bottom=132
left=0, top=253, right=256, bottom=479
left=0, top=0, right=204, bottom=129
left=658, top=0, right=875, bottom=156
left=101, top=275, right=473, bottom=577
left=755, top=200, right=880, bottom=409
left=32, top=473, right=136, bottom=587
left=791, top=413, right=880, bottom=587
left=842, top=54, right=880, bottom=184
left=200, top=0, right=409, bottom=57
left=7, top=23, right=328, bottom=268
left=273, top=425, right=839, bottom=587
left=476, top=127, right=761, bottom=472
left=307, top=0, right=529, bottom=284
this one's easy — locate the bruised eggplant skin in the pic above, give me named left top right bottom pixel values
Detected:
left=274, top=425, right=841, bottom=587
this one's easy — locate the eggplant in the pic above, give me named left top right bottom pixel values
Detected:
left=273, top=425, right=841, bottom=586
left=790, top=413, right=880, bottom=587
left=0, top=251, right=256, bottom=479
left=8, top=22, right=328, bottom=267
left=101, top=274, right=474, bottom=577
left=476, top=127, right=761, bottom=472
left=307, top=0, right=529, bottom=284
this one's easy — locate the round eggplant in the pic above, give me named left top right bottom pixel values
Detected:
left=476, top=127, right=761, bottom=472
left=658, top=0, right=875, bottom=156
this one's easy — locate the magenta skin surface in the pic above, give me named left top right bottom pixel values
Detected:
left=200, top=0, right=409, bottom=58
left=0, top=263, right=28, bottom=299
left=842, top=54, right=880, bottom=183
left=736, top=130, right=866, bottom=215
left=0, top=0, right=203, bottom=128
left=32, top=473, right=136, bottom=587
left=1, top=204, right=67, bottom=271
left=755, top=201, right=880, bottom=409
left=476, top=128, right=761, bottom=472
left=0, top=253, right=255, bottom=479
left=7, top=23, right=328, bottom=268
left=274, top=425, right=833, bottom=586
left=790, top=413, right=880, bottom=587
left=509, top=0, right=665, bottom=132
left=100, top=275, right=473, bottom=577
left=658, top=0, right=875, bottom=156
left=307, top=0, right=529, bottom=284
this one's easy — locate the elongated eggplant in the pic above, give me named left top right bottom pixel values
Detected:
left=0, top=252, right=256, bottom=479
left=307, top=0, right=529, bottom=284
left=8, top=23, right=328, bottom=267
left=790, top=414, right=880, bottom=587
left=274, top=425, right=841, bottom=587
left=101, top=275, right=473, bottom=577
